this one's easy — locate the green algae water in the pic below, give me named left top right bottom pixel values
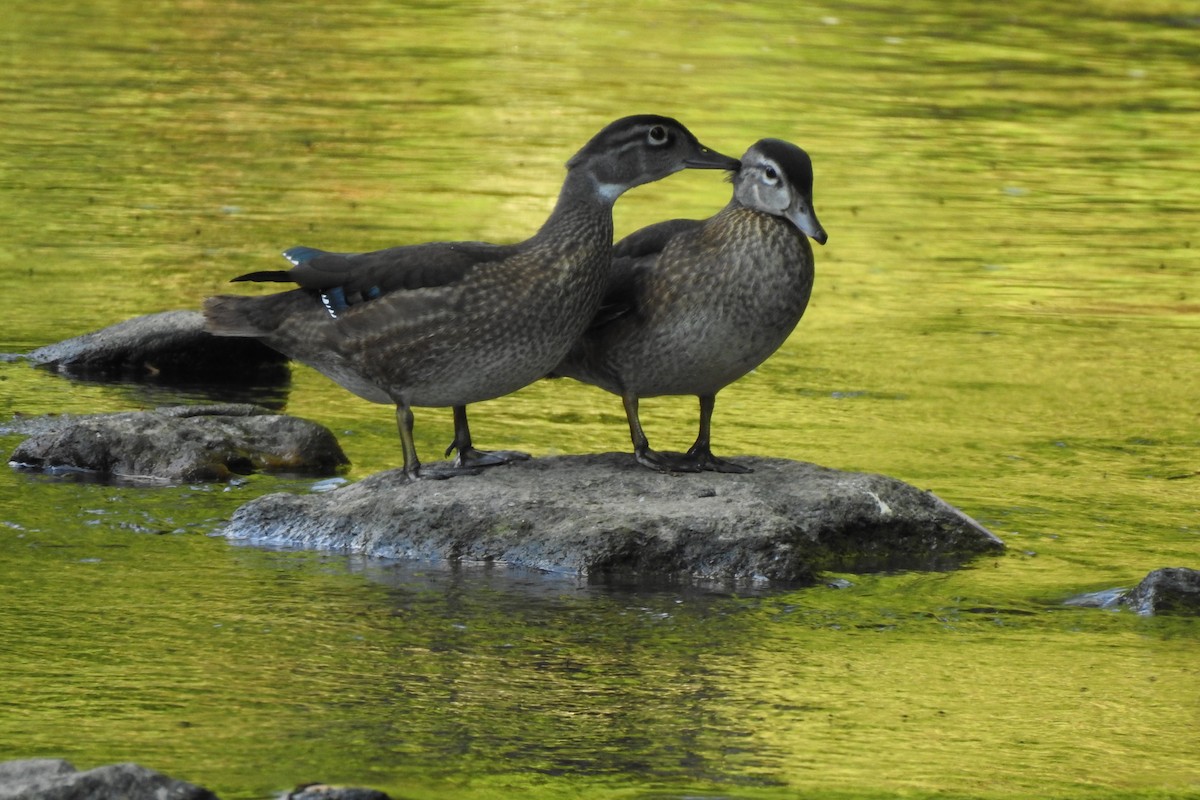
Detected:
left=1, top=0, right=1197, bottom=798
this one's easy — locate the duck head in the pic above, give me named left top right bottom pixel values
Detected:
left=567, top=115, right=741, bottom=202
left=733, top=138, right=828, bottom=245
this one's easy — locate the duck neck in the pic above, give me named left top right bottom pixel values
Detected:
left=533, top=167, right=619, bottom=243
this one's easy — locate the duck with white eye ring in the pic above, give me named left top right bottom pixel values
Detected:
left=552, top=138, right=828, bottom=473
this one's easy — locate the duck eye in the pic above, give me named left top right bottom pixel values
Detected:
left=648, top=125, right=668, bottom=145
left=764, top=166, right=779, bottom=183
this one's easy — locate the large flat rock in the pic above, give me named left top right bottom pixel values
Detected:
left=222, top=454, right=1004, bottom=584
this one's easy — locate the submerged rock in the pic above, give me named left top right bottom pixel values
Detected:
left=1120, top=567, right=1200, bottom=616
left=285, top=785, right=394, bottom=800
left=24, top=309, right=288, bottom=383
left=1062, top=587, right=1127, bottom=611
left=221, top=453, right=1004, bottom=584
left=0, top=759, right=216, bottom=800
left=7, top=404, right=348, bottom=484
left=0, top=759, right=394, bottom=800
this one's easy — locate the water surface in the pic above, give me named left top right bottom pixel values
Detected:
left=1, top=0, right=1197, bottom=798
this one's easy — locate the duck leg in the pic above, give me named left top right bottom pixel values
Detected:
left=396, top=404, right=425, bottom=481
left=685, top=394, right=752, bottom=473
left=444, top=405, right=531, bottom=468
left=396, top=404, right=480, bottom=480
left=622, top=391, right=700, bottom=473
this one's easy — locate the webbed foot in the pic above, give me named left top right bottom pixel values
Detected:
left=633, top=447, right=703, bottom=474
left=411, top=462, right=484, bottom=480
left=444, top=405, right=530, bottom=471
left=684, top=445, right=753, bottom=474
left=445, top=443, right=532, bottom=469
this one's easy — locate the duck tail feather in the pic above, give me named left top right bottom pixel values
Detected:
left=231, top=269, right=294, bottom=283
left=203, top=294, right=296, bottom=337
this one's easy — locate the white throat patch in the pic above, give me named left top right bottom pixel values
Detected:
left=595, top=181, right=624, bottom=202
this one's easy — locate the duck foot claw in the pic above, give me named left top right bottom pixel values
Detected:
left=684, top=446, right=753, bottom=474
left=449, top=446, right=532, bottom=469
left=411, top=462, right=485, bottom=480
left=633, top=447, right=703, bottom=474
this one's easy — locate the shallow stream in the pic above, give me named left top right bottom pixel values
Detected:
left=1, top=1, right=1197, bottom=797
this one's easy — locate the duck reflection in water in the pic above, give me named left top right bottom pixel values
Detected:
left=552, top=138, right=827, bottom=473
left=203, top=115, right=739, bottom=479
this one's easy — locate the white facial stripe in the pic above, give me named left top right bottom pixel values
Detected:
left=613, top=126, right=662, bottom=152
left=588, top=128, right=668, bottom=201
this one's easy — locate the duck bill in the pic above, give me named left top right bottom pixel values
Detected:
left=684, top=146, right=741, bottom=171
left=788, top=200, right=828, bottom=245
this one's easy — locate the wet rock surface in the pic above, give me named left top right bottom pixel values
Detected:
left=23, top=310, right=288, bottom=382
left=0, top=759, right=217, bottom=800
left=0, top=760, right=393, bottom=800
left=1064, top=566, right=1200, bottom=616
left=6, top=404, right=348, bottom=484
left=284, top=785, right=394, bottom=800
left=1120, top=567, right=1200, bottom=616
left=221, top=453, right=1005, bottom=584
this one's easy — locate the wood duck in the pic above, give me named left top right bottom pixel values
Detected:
left=203, top=115, right=739, bottom=479
left=552, top=138, right=827, bottom=473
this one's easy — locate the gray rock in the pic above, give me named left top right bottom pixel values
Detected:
left=284, top=785, right=393, bottom=800
left=24, top=310, right=287, bottom=382
left=8, top=404, right=348, bottom=484
left=0, top=760, right=216, bottom=800
left=1120, top=567, right=1200, bottom=616
left=0, top=761, right=76, bottom=795
left=221, top=453, right=1004, bottom=584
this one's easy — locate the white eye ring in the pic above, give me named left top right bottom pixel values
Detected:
left=763, top=166, right=780, bottom=185
left=648, top=125, right=668, bottom=145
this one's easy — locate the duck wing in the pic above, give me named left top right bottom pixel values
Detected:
left=589, top=218, right=705, bottom=329
left=233, top=241, right=516, bottom=316
left=612, top=218, right=704, bottom=260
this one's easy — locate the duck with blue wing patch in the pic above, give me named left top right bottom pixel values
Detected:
left=203, top=116, right=739, bottom=479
